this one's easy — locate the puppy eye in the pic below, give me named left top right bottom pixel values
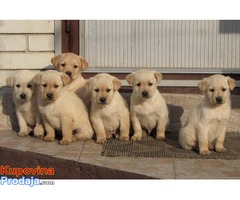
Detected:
left=222, top=88, right=226, bottom=92
left=136, top=83, right=141, bottom=87
left=209, top=88, right=215, bottom=92
left=106, top=89, right=111, bottom=93
left=94, top=88, right=99, bottom=92
left=54, top=85, right=59, bottom=88
left=42, top=84, right=47, bottom=88
left=148, top=82, right=153, bottom=86
left=15, top=84, right=20, bottom=88
left=74, top=65, right=78, bottom=69
left=61, top=63, right=66, bottom=67
left=27, top=84, right=32, bottom=88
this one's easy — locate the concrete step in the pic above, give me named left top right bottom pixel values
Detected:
left=0, top=129, right=152, bottom=179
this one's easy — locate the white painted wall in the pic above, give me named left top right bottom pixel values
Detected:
left=0, top=20, right=59, bottom=86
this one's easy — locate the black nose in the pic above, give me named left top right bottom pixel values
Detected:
left=99, top=98, right=106, bottom=104
left=216, top=97, right=222, bottom=104
left=142, top=91, right=148, bottom=98
left=66, top=71, right=72, bottom=77
left=46, top=93, right=53, bottom=99
left=20, top=93, right=26, bottom=99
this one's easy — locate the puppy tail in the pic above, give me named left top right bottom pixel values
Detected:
left=75, top=126, right=94, bottom=141
left=179, top=128, right=196, bottom=150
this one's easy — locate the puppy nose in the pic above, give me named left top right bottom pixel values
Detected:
left=66, top=71, right=72, bottom=77
left=20, top=93, right=26, bottom=99
left=216, top=97, right=222, bottom=104
left=99, top=97, right=106, bottom=104
left=46, top=93, right=53, bottom=99
left=142, top=91, right=148, bottom=97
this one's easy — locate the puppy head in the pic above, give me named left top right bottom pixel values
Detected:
left=198, top=74, right=235, bottom=106
left=86, top=73, right=121, bottom=106
left=34, top=70, right=71, bottom=103
left=126, top=70, right=162, bottom=100
left=51, top=53, right=88, bottom=80
left=6, top=70, right=36, bottom=103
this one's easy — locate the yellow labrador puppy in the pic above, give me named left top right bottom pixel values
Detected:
left=126, top=70, right=169, bottom=141
left=34, top=70, right=93, bottom=145
left=179, top=74, right=236, bottom=155
left=51, top=52, right=90, bottom=107
left=6, top=70, right=44, bottom=138
left=86, top=73, right=130, bottom=144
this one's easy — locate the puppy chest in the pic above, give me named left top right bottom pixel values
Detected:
left=21, top=111, right=36, bottom=126
left=203, top=107, right=231, bottom=124
left=18, top=105, right=36, bottom=126
left=134, top=102, right=157, bottom=115
left=48, top=116, right=62, bottom=130
left=136, top=113, right=158, bottom=130
left=102, top=114, right=120, bottom=132
left=42, top=111, right=61, bottom=130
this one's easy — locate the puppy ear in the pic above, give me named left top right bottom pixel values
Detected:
left=154, top=72, right=163, bottom=83
left=198, top=78, right=208, bottom=92
left=125, top=73, right=134, bottom=86
left=79, top=56, right=89, bottom=71
left=33, top=73, right=42, bottom=86
left=61, top=73, right=71, bottom=86
left=51, top=54, right=61, bottom=68
left=227, top=76, right=236, bottom=91
left=6, top=75, right=14, bottom=86
left=113, top=78, right=121, bottom=91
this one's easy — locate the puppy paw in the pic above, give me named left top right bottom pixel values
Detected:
left=33, top=126, right=44, bottom=137
left=18, top=131, right=29, bottom=137
left=216, top=147, right=226, bottom=153
left=200, top=150, right=211, bottom=156
left=208, top=143, right=214, bottom=150
left=44, top=136, right=55, bottom=142
left=119, top=136, right=129, bottom=141
left=76, top=136, right=89, bottom=141
left=106, top=134, right=113, bottom=139
left=35, top=135, right=45, bottom=140
left=96, top=138, right=107, bottom=144
left=72, top=135, right=77, bottom=142
left=156, top=136, right=165, bottom=141
left=131, top=135, right=141, bottom=141
left=59, top=139, right=71, bottom=145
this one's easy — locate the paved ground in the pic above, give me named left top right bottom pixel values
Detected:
left=0, top=129, right=240, bottom=179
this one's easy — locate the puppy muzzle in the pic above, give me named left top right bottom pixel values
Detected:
left=215, top=96, right=223, bottom=104
left=98, top=97, right=107, bottom=104
left=141, top=91, right=149, bottom=98
left=66, top=71, right=72, bottom=78
left=46, top=93, right=54, bottom=101
left=19, top=93, right=27, bottom=100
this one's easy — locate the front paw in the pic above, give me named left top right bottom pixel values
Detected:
left=131, top=135, right=141, bottom=141
left=35, top=135, right=45, bottom=140
left=71, top=135, right=77, bottom=142
left=44, top=136, right=55, bottom=142
left=33, top=125, right=44, bottom=137
left=216, top=147, right=226, bottom=153
left=18, top=131, right=29, bottom=137
left=119, top=136, right=129, bottom=141
left=96, top=138, right=107, bottom=144
left=156, top=136, right=165, bottom=141
left=59, top=139, right=71, bottom=145
left=200, top=150, right=211, bottom=156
